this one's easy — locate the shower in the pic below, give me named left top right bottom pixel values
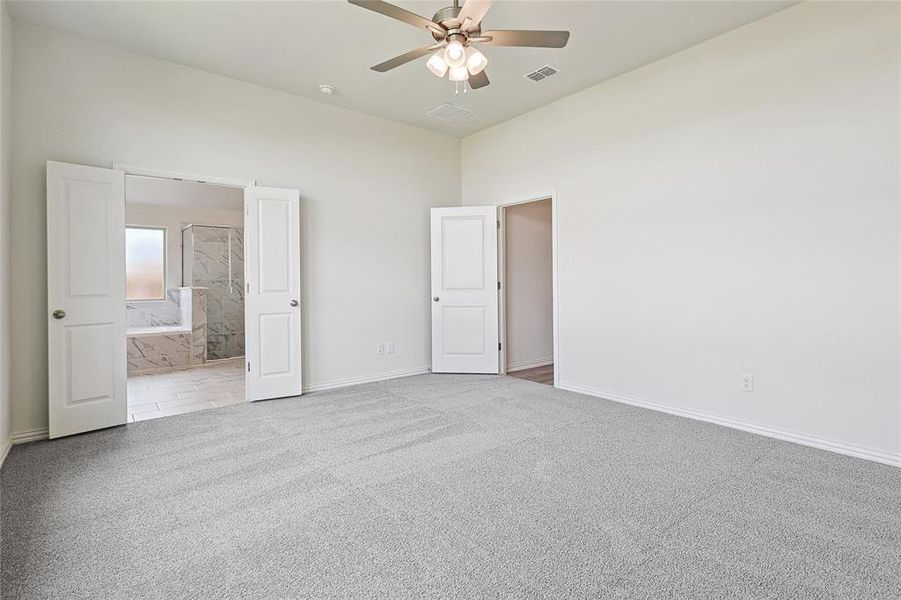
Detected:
left=182, top=224, right=245, bottom=360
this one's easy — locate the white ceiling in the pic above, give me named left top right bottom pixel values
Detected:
left=126, top=175, right=243, bottom=211
left=8, top=0, right=794, bottom=137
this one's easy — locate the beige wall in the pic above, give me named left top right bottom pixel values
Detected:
left=10, top=23, right=461, bottom=435
left=462, top=2, right=901, bottom=462
left=0, top=1, right=12, bottom=456
left=505, top=198, right=553, bottom=371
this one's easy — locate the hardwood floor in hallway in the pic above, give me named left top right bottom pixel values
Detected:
left=507, top=363, right=554, bottom=386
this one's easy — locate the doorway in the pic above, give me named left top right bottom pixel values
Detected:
left=46, top=160, right=303, bottom=438
left=499, top=197, right=555, bottom=386
left=124, top=175, right=246, bottom=422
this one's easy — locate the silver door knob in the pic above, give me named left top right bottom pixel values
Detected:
left=433, top=297, right=439, bottom=302
left=52, top=309, right=66, bottom=319
left=290, top=299, right=299, bottom=307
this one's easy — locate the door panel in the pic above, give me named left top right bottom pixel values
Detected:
left=245, top=186, right=302, bottom=401
left=430, top=207, right=499, bottom=373
left=47, top=161, right=126, bottom=438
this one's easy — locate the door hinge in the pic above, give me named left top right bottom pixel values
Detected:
left=246, top=282, right=250, bottom=293
left=247, top=361, right=251, bottom=372
left=497, top=281, right=501, bottom=290
left=497, top=220, right=500, bottom=229
left=498, top=342, right=502, bottom=351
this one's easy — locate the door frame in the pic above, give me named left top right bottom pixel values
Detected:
left=496, top=191, right=559, bottom=387
left=114, top=162, right=257, bottom=400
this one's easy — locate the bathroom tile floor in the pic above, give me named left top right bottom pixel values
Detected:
left=127, top=358, right=246, bottom=423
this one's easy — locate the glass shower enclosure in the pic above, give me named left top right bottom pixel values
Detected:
left=182, top=224, right=245, bottom=360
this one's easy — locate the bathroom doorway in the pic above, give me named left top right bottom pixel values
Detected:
left=124, top=175, right=247, bottom=422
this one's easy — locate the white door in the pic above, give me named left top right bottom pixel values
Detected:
left=47, top=161, right=127, bottom=438
left=244, top=186, right=302, bottom=401
left=430, top=206, right=499, bottom=373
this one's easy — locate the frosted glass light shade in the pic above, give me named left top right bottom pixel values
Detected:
left=444, top=40, right=466, bottom=68
left=426, top=51, right=448, bottom=77
left=465, top=47, right=487, bottom=75
left=448, top=65, right=469, bottom=81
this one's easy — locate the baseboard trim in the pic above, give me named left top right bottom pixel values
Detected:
left=0, top=436, right=12, bottom=468
left=10, top=428, right=50, bottom=445
left=557, top=381, right=901, bottom=468
left=302, top=367, right=431, bottom=394
left=507, top=357, right=554, bottom=373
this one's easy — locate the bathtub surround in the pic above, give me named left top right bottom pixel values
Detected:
left=182, top=225, right=245, bottom=360
left=126, top=287, right=207, bottom=375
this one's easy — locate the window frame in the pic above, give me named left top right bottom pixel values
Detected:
left=125, top=225, right=168, bottom=302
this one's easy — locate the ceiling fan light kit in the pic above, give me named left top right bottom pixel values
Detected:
left=348, top=0, right=570, bottom=91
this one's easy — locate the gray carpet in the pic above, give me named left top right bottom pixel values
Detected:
left=2, top=374, right=899, bottom=599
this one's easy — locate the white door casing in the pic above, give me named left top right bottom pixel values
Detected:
left=244, top=186, right=302, bottom=401
left=47, top=161, right=127, bottom=438
left=430, top=206, right=499, bottom=373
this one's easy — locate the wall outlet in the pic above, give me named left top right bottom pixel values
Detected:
left=385, top=341, right=395, bottom=354
left=376, top=344, right=385, bottom=355
left=741, top=373, right=754, bottom=393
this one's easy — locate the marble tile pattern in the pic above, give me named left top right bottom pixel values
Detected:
left=125, top=289, right=182, bottom=328
left=126, top=332, right=192, bottom=373
left=183, top=225, right=244, bottom=360
left=127, top=287, right=209, bottom=375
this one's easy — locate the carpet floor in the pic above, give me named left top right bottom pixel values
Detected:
left=2, top=374, right=899, bottom=599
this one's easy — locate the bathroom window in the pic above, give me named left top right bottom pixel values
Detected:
left=125, top=226, right=166, bottom=301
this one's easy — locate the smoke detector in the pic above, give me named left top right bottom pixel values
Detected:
left=425, top=103, right=474, bottom=124
left=524, top=65, right=559, bottom=82
left=319, top=84, right=336, bottom=95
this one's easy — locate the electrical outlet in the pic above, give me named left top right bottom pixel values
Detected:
left=377, top=344, right=385, bottom=355
left=741, top=373, right=753, bottom=393
left=385, top=341, right=395, bottom=354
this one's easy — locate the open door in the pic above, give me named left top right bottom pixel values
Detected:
left=47, top=161, right=127, bottom=438
left=430, top=206, right=499, bottom=373
left=244, top=186, right=302, bottom=401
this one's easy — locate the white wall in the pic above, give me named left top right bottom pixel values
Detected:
left=10, top=23, right=460, bottom=436
left=0, top=1, right=12, bottom=458
left=126, top=196, right=244, bottom=291
left=463, top=2, right=900, bottom=462
left=504, top=198, right=553, bottom=371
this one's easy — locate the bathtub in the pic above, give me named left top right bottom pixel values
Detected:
left=126, top=326, right=195, bottom=374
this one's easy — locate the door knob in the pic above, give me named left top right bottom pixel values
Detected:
left=433, top=297, right=439, bottom=302
left=52, top=309, right=66, bottom=319
left=290, top=299, right=299, bottom=307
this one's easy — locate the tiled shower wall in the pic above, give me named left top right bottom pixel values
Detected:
left=183, top=225, right=245, bottom=360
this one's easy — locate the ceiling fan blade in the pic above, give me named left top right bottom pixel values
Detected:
left=481, top=30, right=570, bottom=48
left=371, top=44, right=440, bottom=72
left=348, top=0, right=445, bottom=36
left=469, top=70, right=490, bottom=89
left=457, top=0, right=492, bottom=31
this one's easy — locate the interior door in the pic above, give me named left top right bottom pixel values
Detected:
left=430, top=206, right=499, bottom=373
left=47, top=161, right=127, bottom=438
left=244, top=186, right=302, bottom=401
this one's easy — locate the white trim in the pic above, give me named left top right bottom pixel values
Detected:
left=558, top=381, right=901, bottom=468
left=9, top=427, right=50, bottom=445
left=0, top=437, right=12, bottom=467
left=496, top=191, right=558, bottom=385
left=507, top=357, right=554, bottom=372
left=302, top=367, right=431, bottom=394
left=114, top=163, right=256, bottom=189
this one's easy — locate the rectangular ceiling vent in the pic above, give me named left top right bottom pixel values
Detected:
left=426, top=103, right=474, bottom=124
left=524, top=65, right=559, bottom=82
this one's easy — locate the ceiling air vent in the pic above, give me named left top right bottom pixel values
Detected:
left=426, top=103, right=474, bottom=124
left=524, top=65, right=559, bottom=82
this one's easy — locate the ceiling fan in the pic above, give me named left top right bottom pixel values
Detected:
left=348, top=0, right=570, bottom=91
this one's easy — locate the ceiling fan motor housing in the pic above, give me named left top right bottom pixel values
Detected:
left=431, top=5, right=481, bottom=42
